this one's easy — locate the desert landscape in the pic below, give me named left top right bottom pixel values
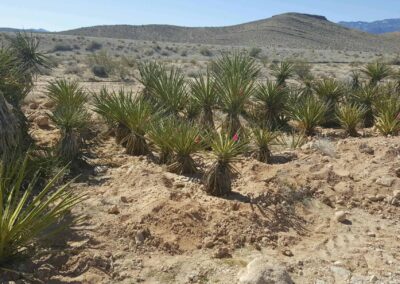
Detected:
left=1, top=11, right=400, bottom=284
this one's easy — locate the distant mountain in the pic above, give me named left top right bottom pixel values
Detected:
left=0, top=28, right=48, bottom=33
left=60, top=13, right=400, bottom=52
left=338, top=18, right=400, bottom=34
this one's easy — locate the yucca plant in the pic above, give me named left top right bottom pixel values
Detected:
left=148, top=66, right=188, bottom=117
left=147, top=117, right=177, bottom=164
left=204, top=132, right=249, bottom=196
left=289, top=96, right=327, bottom=136
left=190, top=70, right=218, bottom=129
left=167, top=121, right=204, bottom=175
left=251, top=127, right=279, bottom=163
left=0, top=92, right=21, bottom=157
left=122, top=98, right=154, bottom=156
left=336, top=103, right=366, bottom=136
left=137, top=61, right=165, bottom=101
left=271, top=61, right=294, bottom=86
left=375, top=96, right=400, bottom=136
left=0, top=156, right=82, bottom=264
left=49, top=106, right=90, bottom=162
left=361, top=62, right=392, bottom=86
left=278, top=131, right=307, bottom=149
left=253, top=81, right=288, bottom=129
left=351, top=85, right=379, bottom=127
left=92, top=89, right=133, bottom=144
left=350, top=70, right=361, bottom=90
left=313, top=78, right=344, bottom=126
left=46, top=79, right=88, bottom=111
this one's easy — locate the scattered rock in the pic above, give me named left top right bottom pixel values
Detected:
left=370, top=275, right=378, bottom=283
left=135, top=229, right=150, bottom=245
left=120, top=196, right=129, bottom=203
left=238, top=257, right=294, bottom=284
left=108, top=205, right=120, bottom=215
left=376, top=176, right=395, bottom=187
left=282, top=249, right=294, bottom=257
left=334, top=211, right=349, bottom=223
left=367, top=232, right=376, bottom=237
left=203, top=237, right=215, bottom=249
left=359, top=143, right=374, bottom=155
left=213, top=247, right=232, bottom=259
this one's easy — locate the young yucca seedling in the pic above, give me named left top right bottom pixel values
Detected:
left=251, top=127, right=279, bottom=163
left=122, top=98, right=154, bottom=156
left=167, top=121, right=204, bottom=175
left=271, top=61, right=294, bottom=86
left=46, top=79, right=88, bottom=111
left=313, top=78, right=344, bottom=126
left=92, top=88, right=133, bottom=144
left=204, top=131, right=249, bottom=196
left=253, top=81, right=288, bottom=129
left=336, top=103, right=366, bottom=137
left=375, top=97, right=400, bottom=136
left=361, top=62, right=392, bottom=86
left=147, top=117, right=177, bottom=164
left=289, top=96, right=327, bottom=136
left=351, top=85, right=379, bottom=127
left=190, top=70, right=218, bottom=129
left=0, top=156, right=83, bottom=264
left=148, top=66, right=188, bottom=117
left=49, top=106, right=90, bottom=162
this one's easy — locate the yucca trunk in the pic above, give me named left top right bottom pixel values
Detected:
left=115, top=123, right=130, bottom=145
left=125, top=133, right=149, bottom=156
left=58, top=130, right=81, bottom=162
left=159, top=151, right=172, bottom=165
left=205, top=161, right=232, bottom=196
left=200, top=106, right=215, bottom=130
left=168, top=154, right=197, bottom=175
left=0, top=93, right=21, bottom=156
left=256, top=146, right=272, bottom=164
left=364, top=110, right=375, bottom=128
left=224, top=113, right=241, bottom=137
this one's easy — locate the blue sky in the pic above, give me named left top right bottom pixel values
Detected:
left=1, top=0, right=399, bottom=31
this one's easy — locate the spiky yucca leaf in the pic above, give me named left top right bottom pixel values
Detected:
left=204, top=132, right=249, bottom=196
left=253, top=81, right=288, bottom=129
left=122, top=98, right=154, bottom=156
left=46, top=79, right=88, bottom=111
left=336, top=103, right=366, bottom=136
left=0, top=156, right=83, bottom=264
left=361, top=62, right=392, bottom=86
left=289, top=96, right=327, bottom=136
left=190, top=70, right=218, bottom=129
left=351, top=85, right=379, bottom=127
left=271, top=61, right=294, bottom=86
left=375, top=97, right=400, bottom=136
left=167, top=122, right=204, bottom=175
left=251, top=127, right=279, bottom=163
left=313, top=78, right=344, bottom=125
left=49, top=106, right=90, bottom=162
left=137, top=61, right=165, bottom=100
left=147, top=118, right=178, bottom=164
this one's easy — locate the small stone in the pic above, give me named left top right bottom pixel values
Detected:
left=367, top=232, right=376, bottom=237
left=120, top=196, right=129, bottom=203
left=203, top=237, right=215, bottom=248
left=359, top=144, right=374, bottom=155
left=174, top=182, right=185, bottom=189
left=393, top=190, right=400, bottom=199
left=35, top=115, right=50, bottom=128
left=335, top=211, right=348, bottom=223
left=108, top=205, right=120, bottom=215
left=135, top=231, right=145, bottom=244
left=282, top=249, right=294, bottom=257
left=213, top=247, right=232, bottom=259
left=370, top=275, right=378, bottom=283
left=376, top=176, right=395, bottom=187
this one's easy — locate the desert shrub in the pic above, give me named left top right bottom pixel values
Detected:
left=52, top=44, right=73, bottom=52
left=88, top=50, right=127, bottom=79
left=251, top=127, right=279, bottom=163
left=204, top=132, right=249, bottom=196
left=289, top=96, right=327, bottom=136
left=64, top=64, right=82, bottom=75
left=249, top=47, right=262, bottom=58
left=167, top=121, right=204, bottom=175
left=200, top=47, right=212, bottom=57
left=86, top=41, right=103, bottom=52
left=180, top=50, right=188, bottom=57
left=336, top=103, right=366, bottom=136
left=91, top=65, right=108, bottom=78
left=0, top=156, right=82, bottom=264
left=292, top=59, right=313, bottom=81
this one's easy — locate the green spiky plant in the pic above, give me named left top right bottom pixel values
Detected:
left=251, top=127, right=279, bottom=163
left=0, top=92, right=21, bottom=157
left=212, top=52, right=260, bottom=82
left=148, top=66, right=188, bottom=117
left=361, top=62, right=392, bottom=86
left=49, top=106, right=90, bottom=162
left=46, top=79, right=88, bottom=111
left=122, top=97, right=154, bottom=156
left=271, top=61, right=294, bottom=86
left=375, top=96, right=400, bottom=136
left=147, top=117, right=177, bottom=164
left=0, top=156, right=83, bottom=264
left=137, top=61, right=165, bottom=101
left=167, top=121, right=204, bottom=175
left=336, top=103, right=366, bottom=136
left=253, top=81, right=288, bottom=129
left=190, top=70, right=218, bottom=129
left=92, top=89, right=133, bottom=144
left=351, top=85, right=379, bottom=128
left=350, top=70, right=361, bottom=90
left=204, top=131, right=249, bottom=196
left=313, top=78, right=344, bottom=126
left=289, top=96, right=327, bottom=136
